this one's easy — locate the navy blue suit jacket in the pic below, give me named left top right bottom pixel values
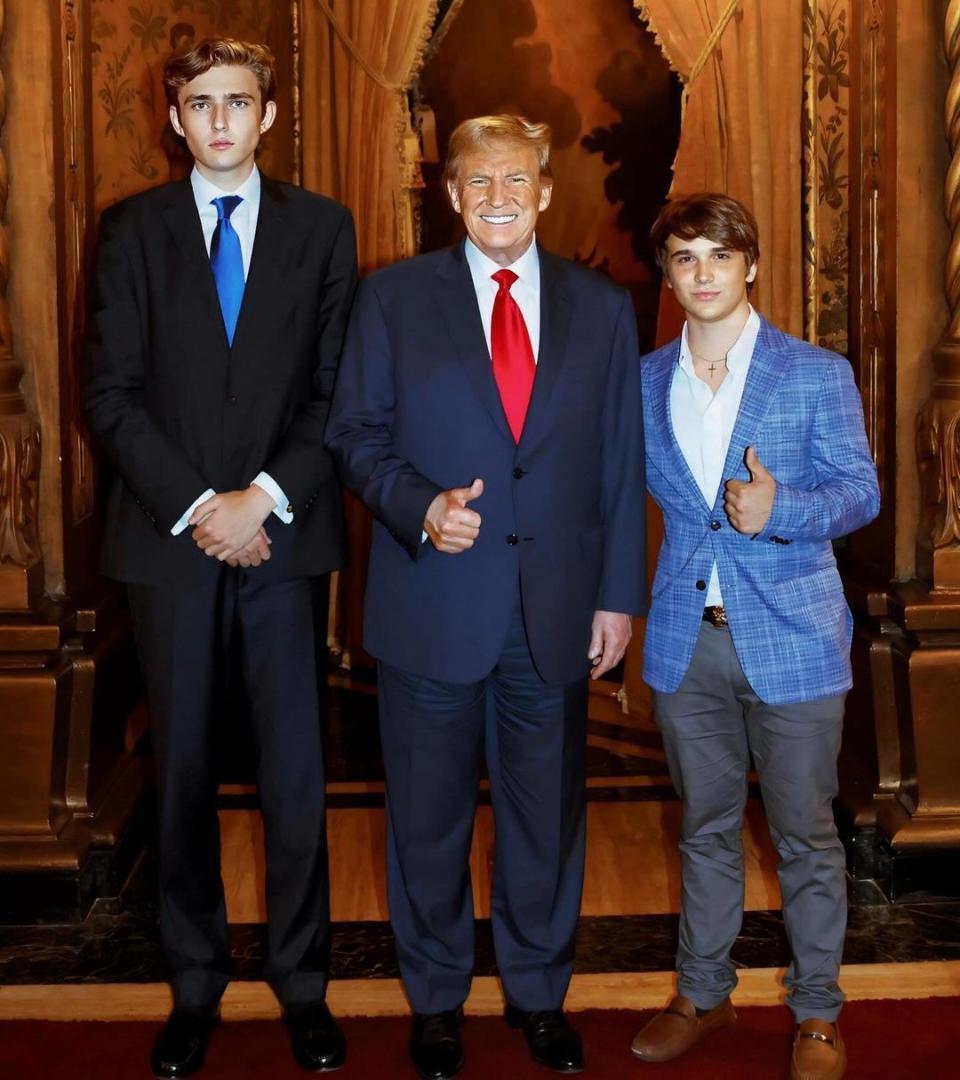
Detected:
left=325, top=241, right=647, bottom=685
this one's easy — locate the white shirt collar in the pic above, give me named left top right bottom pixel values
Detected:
left=464, top=235, right=541, bottom=289
left=679, top=305, right=761, bottom=376
left=190, top=164, right=261, bottom=211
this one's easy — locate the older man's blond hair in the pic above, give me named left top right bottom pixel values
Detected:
left=443, top=115, right=553, bottom=190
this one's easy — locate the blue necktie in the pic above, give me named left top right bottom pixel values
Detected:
left=210, top=195, right=244, bottom=345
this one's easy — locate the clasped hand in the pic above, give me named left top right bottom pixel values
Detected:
left=190, top=486, right=276, bottom=565
left=723, top=446, right=775, bottom=535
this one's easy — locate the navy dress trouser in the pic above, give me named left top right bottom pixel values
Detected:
left=129, top=570, right=331, bottom=1010
left=377, top=593, right=589, bottom=1015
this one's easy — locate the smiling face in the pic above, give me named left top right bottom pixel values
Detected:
left=447, top=141, right=552, bottom=267
left=662, top=233, right=757, bottom=327
left=169, top=64, right=276, bottom=190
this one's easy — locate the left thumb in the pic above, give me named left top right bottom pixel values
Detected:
left=745, top=446, right=767, bottom=481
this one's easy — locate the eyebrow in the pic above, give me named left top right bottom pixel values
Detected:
left=465, top=170, right=531, bottom=180
left=670, top=245, right=729, bottom=257
left=182, top=92, right=256, bottom=103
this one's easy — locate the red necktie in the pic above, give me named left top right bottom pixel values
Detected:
left=490, top=269, right=536, bottom=443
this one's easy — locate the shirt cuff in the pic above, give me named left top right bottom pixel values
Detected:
left=171, top=488, right=216, bottom=536
left=252, top=472, right=294, bottom=524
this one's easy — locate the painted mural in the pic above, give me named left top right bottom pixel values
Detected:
left=90, top=0, right=295, bottom=214
left=803, top=0, right=851, bottom=355
left=417, top=0, right=681, bottom=350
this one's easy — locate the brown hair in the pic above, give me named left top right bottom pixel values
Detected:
left=163, top=38, right=276, bottom=111
left=650, top=193, right=760, bottom=273
left=443, top=115, right=553, bottom=189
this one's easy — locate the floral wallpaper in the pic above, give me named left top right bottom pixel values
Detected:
left=91, top=0, right=295, bottom=213
left=803, top=0, right=851, bottom=355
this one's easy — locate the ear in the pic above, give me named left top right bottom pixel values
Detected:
left=538, top=178, right=553, bottom=213
left=169, top=103, right=185, bottom=138
left=259, top=99, right=278, bottom=134
left=446, top=179, right=461, bottom=214
left=745, top=259, right=758, bottom=284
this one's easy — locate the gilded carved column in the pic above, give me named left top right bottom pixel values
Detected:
left=0, top=0, right=42, bottom=609
left=917, top=0, right=960, bottom=587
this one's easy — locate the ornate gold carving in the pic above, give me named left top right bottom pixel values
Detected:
left=917, top=0, right=960, bottom=587
left=291, top=0, right=302, bottom=186
left=802, top=0, right=852, bottom=355
left=0, top=0, right=42, bottom=572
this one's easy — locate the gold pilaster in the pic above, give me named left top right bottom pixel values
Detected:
left=0, top=0, right=42, bottom=610
left=916, top=0, right=960, bottom=588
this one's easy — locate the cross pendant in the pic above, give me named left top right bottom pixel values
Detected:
left=708, top=361, right=717, bottom=375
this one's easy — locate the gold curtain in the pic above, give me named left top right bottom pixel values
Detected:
left=301, top=0, right=438, bottom=272
left=637, top=0, right=804, bottom=336
left=301, top=0, right=438, bottom=664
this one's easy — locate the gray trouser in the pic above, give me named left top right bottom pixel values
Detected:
left=653, top=622, right=846, bottom=1022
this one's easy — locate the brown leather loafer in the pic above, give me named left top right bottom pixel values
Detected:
left=791, top=1019, right=846, bottom=1080
left=630, top=994, right=736, bottom=1063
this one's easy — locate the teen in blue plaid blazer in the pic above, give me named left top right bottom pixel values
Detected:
left=631, top=194, right=879, bottom=1080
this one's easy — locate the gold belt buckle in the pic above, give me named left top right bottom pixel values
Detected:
left=703, top=605, right=728, bottom=628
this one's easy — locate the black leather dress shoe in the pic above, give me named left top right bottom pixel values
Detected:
left=150, top=1007, right=218, bottom=1078
left=505, top=1005, right=584, bottom=1073
left=285, top=1001, right=347, bottom=1072
left=409, top=1008, right=465, bottom=1080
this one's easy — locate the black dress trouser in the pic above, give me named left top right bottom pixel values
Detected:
left=128, top=568, right=331, bottom=1010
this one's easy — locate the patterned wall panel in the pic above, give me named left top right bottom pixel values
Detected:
left=803, top=0, right=852, bottom=355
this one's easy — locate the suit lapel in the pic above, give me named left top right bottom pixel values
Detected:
left=714, top=317, right=793, bottom=500
left=517, top=246, right=573, bottom=452
left=647, top=340, right=711, bottom=511
left=433, top=243, right=514, bottom=444
left=231, top=176, right=290, bottom=350
left=160, top=179, right=226, bottom=350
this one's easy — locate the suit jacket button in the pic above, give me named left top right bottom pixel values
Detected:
left=513, top=466, right=525, bottom=479
left=226, top=394, right=237, bottom=404
left=506, top=533, right=519, bottom=546
left=696, top=579, right=706, bottom=590
left=710, top=520, right=721, bottom=531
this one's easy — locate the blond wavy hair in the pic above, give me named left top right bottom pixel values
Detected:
left=443, top=115, right=553, bottom=188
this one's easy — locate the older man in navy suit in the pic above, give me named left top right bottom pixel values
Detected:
left=326, top=116, right=646, bottom=1079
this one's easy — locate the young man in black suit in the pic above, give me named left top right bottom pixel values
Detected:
left=83, top=39, right=357, bottom=1077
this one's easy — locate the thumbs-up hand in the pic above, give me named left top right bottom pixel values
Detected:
left=723, top=446, right=776, bottom=535
left=424, top=478, right=484, bottom=553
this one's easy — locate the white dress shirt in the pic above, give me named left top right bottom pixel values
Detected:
left=171, top=166, right=292, bottom=535
left=669, top=306, right=761, bottom=606
left=463, top=236, right=541, bottom=361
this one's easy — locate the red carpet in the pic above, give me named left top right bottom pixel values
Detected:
left=1, top=999, right=955, bottom=1078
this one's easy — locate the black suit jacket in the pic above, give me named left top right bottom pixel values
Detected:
left=83, top=175, right=357, bottom=586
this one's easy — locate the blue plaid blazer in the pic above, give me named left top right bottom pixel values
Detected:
left=641, top=317, right=880, bottom=705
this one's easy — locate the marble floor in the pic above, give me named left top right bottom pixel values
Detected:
left=2, top=674, right=960, bottom=1014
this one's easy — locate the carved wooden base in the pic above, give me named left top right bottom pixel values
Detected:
left=868, top=580, right=960, bottom=854
left=0, top=557, right=42, bottom=611
left=0, top=590, right=145, bottom=920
